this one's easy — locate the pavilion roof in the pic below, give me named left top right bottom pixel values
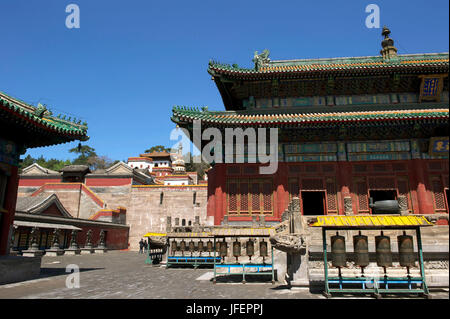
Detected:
left=0, top=91, right=88, bottom=148
left=171, top=104, right=449, bottom=127
left=140, top=151, right=171, bottom=158
left=208, top=52, right=449, bottom=79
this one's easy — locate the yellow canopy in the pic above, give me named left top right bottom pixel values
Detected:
left=310, top=215, right=433, bottom=228
left=143, top=232, right=167, bottom=237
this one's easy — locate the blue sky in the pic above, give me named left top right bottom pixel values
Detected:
left=0, top=0, right=448, bottom=162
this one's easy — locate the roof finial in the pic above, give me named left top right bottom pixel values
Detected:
left=253, top=49, right=270, bottom=71
left=380, top=26, right=398, bottom=60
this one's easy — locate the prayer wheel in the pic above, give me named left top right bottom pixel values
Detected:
left=220, top=239, right=228, bottom=257
left=397, top=232, right=415, bottom=268
left=375, top=232, right=392, bottom=267
left=259, top=239, right=268, bottom=257
left=180, top=239, right=186, bottom=252
left=331, top=232, right=346, bottom=268
left=188, top=240, right=195, bottom=253
left=198, top=240, right=204, bottom=253
left=353, top=232, right=369, bottom=268
left=170, top=239, right=177, bottom=254
left=246, top=239, right=254, bottom=258
left=233, top=239, right=241, bottom=260
left=215, top=241, right=220, bottom=252
left=206, top=240, right=213, bottom=253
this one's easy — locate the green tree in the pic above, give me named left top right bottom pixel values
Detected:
left=69, top=145, right=97, bottom=166
left=184, top=152, right=210, bottom=180
left=144, top=145, right=171, bottom=153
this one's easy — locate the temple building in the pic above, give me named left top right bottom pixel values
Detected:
left=171, top=27, right=449, bottom=226
left=127, top=145, right=200, bottom=186
left=0, top=91, right=89, bottom=256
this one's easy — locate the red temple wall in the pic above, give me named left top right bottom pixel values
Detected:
left=207, top=159, right=449, bottom=226
left=0, top=165, right=19, bottom=255
left=19, top=178, right=61, bottom=187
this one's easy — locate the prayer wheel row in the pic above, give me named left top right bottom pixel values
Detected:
left=330, top=231, right=415, bottom=268
left=170, top=238, right=269, bottom=257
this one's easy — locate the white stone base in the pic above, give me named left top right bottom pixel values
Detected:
left=65, top=249, right=81, bottom=255
left=45, top=249, right=65, bottom=256
left=81, top=248, right=94, bottom=254
left=94, top=249, right=107, bottom=254
left=22, top=250, right=44, bottom=257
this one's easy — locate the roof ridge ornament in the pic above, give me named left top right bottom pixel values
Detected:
left=380, top=26, right=398, bottom=61
left=253, top=49, right=270, bottom=71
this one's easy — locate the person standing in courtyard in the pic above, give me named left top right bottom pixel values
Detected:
left=139, top=239, right=144, bottom=254
left=143, top=239, right=148, bottom=254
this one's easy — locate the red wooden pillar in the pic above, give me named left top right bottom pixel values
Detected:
left=214, top=164, right=226, bottom=225
left=337, top=161, right=352, bottom=215
left=0, top=165, right=19, bottom=255
left=275, top=163, right=288, bottom=220
left=412, top=159, right=433, bottom=214
left=206, top=167, right=216, bottom=221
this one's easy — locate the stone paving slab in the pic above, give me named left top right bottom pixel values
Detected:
left=0, top=251, right=447, bottom=299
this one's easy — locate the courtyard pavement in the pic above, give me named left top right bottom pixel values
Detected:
left=0, top=251, right=448, bottom=299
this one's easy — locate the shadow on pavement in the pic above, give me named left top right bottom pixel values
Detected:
left=39, top=267, right=104, bottom=279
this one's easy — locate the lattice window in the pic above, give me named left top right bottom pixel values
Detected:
left=302, top=179, right=323, bottom=190
left=251, top=182, right=261, bottom=214
left=431, top=178, right=446, bottom=211
left=240, top=182, right=249, bottom=213
left=228, top=182, right=238, bottom=214
left=326, top=180, right=338, bottom=213
left=262, top=182, right=272, bottom=213
left=227, top=178, right=273, bottom=215
left=356, top=181, right=369, bottom=212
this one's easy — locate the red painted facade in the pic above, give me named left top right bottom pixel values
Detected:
left=0, top=165, right=19, bottom=255
left=207, top=159, right=449, bottom=225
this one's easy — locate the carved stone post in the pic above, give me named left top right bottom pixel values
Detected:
left=46, top=229, right=65, bottom=256
left=291, top=197, right=302, bottom=234
left=81, top=229, right=94, bottom=254
left=51, top=229, right=61, bottom=249
left=344, top=196, right=353, bottom=215
left=223, top=215, right=229, bottom=226
left=65, top=230, right=81, bottom=255
left=95, top=229, right=108, bottom=253
left=22, top=227, right=44, bottom=257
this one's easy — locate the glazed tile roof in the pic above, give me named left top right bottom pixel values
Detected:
left=208, top=53, right=449, bottom=78
left=140, top=151, right=171, bottom=158
left=172, top=105, right=449, bottom=126
left=0, top=91, right=88, bottom=146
